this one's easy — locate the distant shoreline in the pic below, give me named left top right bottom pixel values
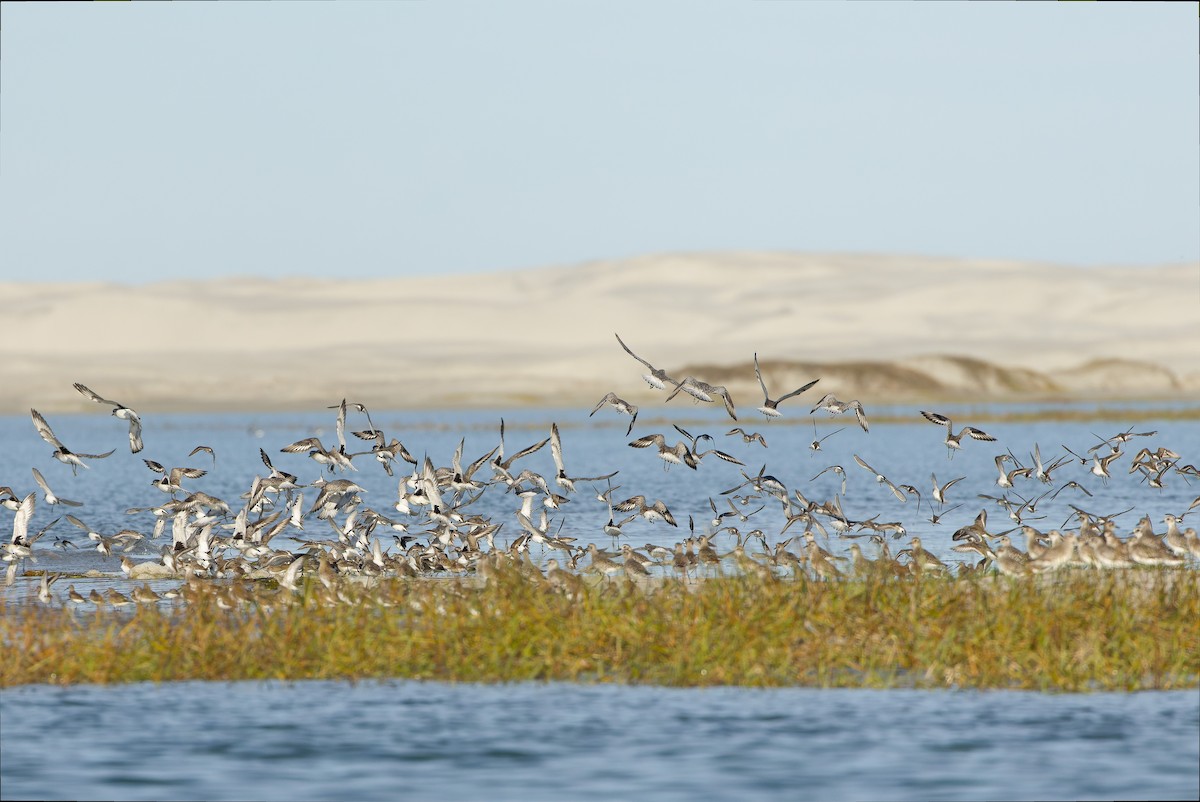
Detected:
left=5, top=252, right=1197, bottom=415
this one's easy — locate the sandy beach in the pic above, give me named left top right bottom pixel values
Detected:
left=4, top=252, right=1198, bottom=413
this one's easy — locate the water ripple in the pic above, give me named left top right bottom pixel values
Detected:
left=2, top=681, right=1197, bottom=801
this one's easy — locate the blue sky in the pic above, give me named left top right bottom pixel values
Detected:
left=2, top=1, right=1196, bottom=283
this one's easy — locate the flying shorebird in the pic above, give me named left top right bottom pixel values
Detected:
left=671, top=424, right=744, bottom=467
left=188, top=445, right=217, bottom=465
left=550, top=422, right=617, bottom=491
left=931, top=472, right=965, bottom=508
left=727, top=427, right=768, bottom=448
left=613, top=495, right=678, bottom=527
left=8, top=492, right=36, bottom=547
left=811, top=464, right=848, bottom=497
left=628, top=433, right=696, bottom=471
left=852, top=455, right=907, bottom=502
left=808, top=422, right=845, bottom=454
left=926, top=502, right=963, bottom=527
left=665, top=376, right=738, bottom=421
left=752, top=354, right=819, bottom=418
left=31, top=467, right=83, bottom=507
left=30, top=409, right=116, bottom=474
left=73, top=382, right=143, bottom=453
left=614, top=333, right=680, bottom=390
left=589, top=392, right=638, bottom=435
left=1087, top=426, right=1157, bottom=453
left=490, top=418, right=551, bottom=484
left=919, top=411, right=996, bottom=458
left=350, top=429, right=405, bottom=477
left=809, top=394, right=869, bottom=432
left=146, top=463, right=208, bottom=495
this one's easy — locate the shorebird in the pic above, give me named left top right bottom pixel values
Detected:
left=1027, top=530, right=1077, bottom=573
left=727, top=427, right=768, bottom=448
left=811, top=463, right=849, bottom=494
left=900, top=536, right=948, bottom=573
left=926, top=502, right=963, bottom=526
left=1128, top=446, right=1180, bottom=476
left=352, top=429, right=417, bottom=476
left=589, top=392, right=639, bottom=435
left=930, top=472, right=965, bottom=509
left=188, top=445, right=217, bottom=465
left=146, top=462, right=208, bottom=495
left=666, top=376, right=738, bottom=421
left=806, top=541, right=843, bottom=580
left=30, top=408, right=116, bottom=474
left=809, top=394, right=869, bottom=432
left=1030, top=443, right=1071, bottom=485
left=991, top=536, right=1029, bottom=577
left=808, top=422, right=844, bottom=454
left=280, top=436, right=355, bottom=473
left=31, top=467, right=83, bottom=507
left=1044, top=481, right=1092, bottom=502
left=330, top=399, right=378, bottom=438
left=628, top=433, right=696, bottom=471
left=993, top=454, right=1033, bottom=489
left=490, top=419, right=551, bottom=484
left=550, top=422, right=617, bottom=491
left=583, top=543, right=623, bottom=576
left=620, top=544, right=652, bottom=578
left=73, top=382, right=143, bottom=453
left=852, top=455, right=907, bottom=502
left=951, top=509, right=991, bottom=544
left=752, top=353, right=818, bottom=418
left=601, top=500, right=637, bottom=545
left=1163, top=514, right=1190, bottom=558
left=919, top=411, right=996, bottom=458
left=1063, top=445, right=1123, bottom=485
left=614, top=333, right=680, bottom=390
left=1088, top=426, right=1156, bottom=453
left=6, top=493, right=37, bottom=554
left=671, top=425, right=744, bottom=467
left=65, top=514, right=143, bottom=556
left=613, top=495, right=677, bottom=527
left=447, top=438, right=497, bottom=494
left=0, top=487, right=19, bottom=512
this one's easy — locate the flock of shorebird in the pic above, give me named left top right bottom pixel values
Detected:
left=3, top=335, right=1199, bottom=608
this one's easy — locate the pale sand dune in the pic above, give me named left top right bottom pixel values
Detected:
left=4, top=252, right=1197, bottom=413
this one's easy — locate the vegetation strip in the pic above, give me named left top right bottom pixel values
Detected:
left=4, top=567, right=1197, bottom=691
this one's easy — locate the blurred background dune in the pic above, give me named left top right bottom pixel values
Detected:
left=5, top=252, right=1196, bottom=413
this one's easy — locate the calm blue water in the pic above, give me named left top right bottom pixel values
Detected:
left=1, top=681, right=1197, bottom=801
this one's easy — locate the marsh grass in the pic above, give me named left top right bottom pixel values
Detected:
left=3, top=567, right=1197, bottom=690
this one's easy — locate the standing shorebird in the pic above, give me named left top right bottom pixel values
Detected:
left=752, top=354, right=819, bottom=418
left=920, top=411, right=996, bottom=458
left=810, top=394, right=869, bottom=432
left=73, top=382, right=144, bottom=453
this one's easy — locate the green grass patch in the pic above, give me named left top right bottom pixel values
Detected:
left=3, top=567, right=1197, bottom=690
